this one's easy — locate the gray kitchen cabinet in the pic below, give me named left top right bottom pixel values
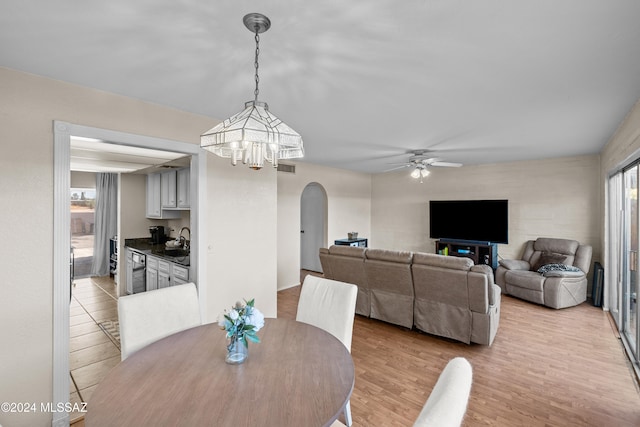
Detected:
left=139, top=254, right=191, bottom=292
left=146, top=173, right=162, bottom=218
left=146, top=256, right=158, bottom=291
left=146, top=255, right=189, bottom=290
left=172, top=264, right=189, bottom=286
left=161, top=167, right=190, bottom=210
left=146, top=172, right=180, bottom=219
left=177, top=167, right=190, bottom=209
left=158, top=259, right=171, bottom=289
left=161, top=170, right=177, bottom=208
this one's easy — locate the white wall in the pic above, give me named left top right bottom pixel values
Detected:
left=206, top=157, right=278, bottom=320
left=277, top=162, right=372, bottom=290
left=166, top=212, right=191, bottom=240
left=0, top=67, right=278, bottom=426
left=601, top=99, right=640, bottom=174
left=119, top=174, right=154, bottom=242
left=371, top=155, right=601, bottom=268
left=118, top=174, right=154, bottom=295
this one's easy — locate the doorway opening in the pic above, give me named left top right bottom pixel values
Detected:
left=300, top=182, right=328, bottom=273
left=54, top=121, right=207, bottom=427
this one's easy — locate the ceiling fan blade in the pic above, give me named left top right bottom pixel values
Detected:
left=382, top=165, right=411, bottom=173
left=430, top=161, right=463, bottom=167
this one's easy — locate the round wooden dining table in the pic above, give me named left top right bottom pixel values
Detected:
left=85, top=318, right=355, bottom=427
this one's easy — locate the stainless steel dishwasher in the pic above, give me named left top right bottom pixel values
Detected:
left=127, top=249, right=146, bottom=294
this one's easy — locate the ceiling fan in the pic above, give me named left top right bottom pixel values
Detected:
left=385, top=151, right=463, bottom=183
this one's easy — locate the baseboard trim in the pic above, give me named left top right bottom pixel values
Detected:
left=278, top=282, right=302, bottom=291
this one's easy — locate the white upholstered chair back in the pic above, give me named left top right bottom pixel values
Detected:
left=413, top=357, right=473, bottom=427
left=296, top=275, right=358, bottom=426
left=296, top=275, right=358, bottom=351
left=331, top=356, right=473, bottom=427
left=118, top=282, right=202, bottom=360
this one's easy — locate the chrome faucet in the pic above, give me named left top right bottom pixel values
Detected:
left=178, top=227, right=191, bottom=250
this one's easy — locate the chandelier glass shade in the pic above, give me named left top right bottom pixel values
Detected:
left=200, top=13, right=304, bottom=170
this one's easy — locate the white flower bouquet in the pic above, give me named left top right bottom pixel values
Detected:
left=218, top=299, right=264, bottom=348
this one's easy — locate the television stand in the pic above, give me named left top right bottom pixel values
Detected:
left=435, top=239, right=498, bottom=269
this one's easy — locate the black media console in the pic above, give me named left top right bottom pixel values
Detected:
left=435, top=239, right=498, bottom=270
left=334, top=238, right=368, bottom=248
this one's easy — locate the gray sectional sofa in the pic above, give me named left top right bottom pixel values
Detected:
left=319, top=245, right=501, bottom=346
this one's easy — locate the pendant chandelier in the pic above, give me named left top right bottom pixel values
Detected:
left=200, top=13, right=304, bottom=170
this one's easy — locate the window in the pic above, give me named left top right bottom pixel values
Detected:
left=71, top=187, right=96, bottom=278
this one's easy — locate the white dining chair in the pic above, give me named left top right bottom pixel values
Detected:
left=118, top=282, right=202, bottom=360
left=330, top=357, right=472, bottom=427
left=412, top=357, right=473, bottom=427
left=296, top=275, right=358, bottom=426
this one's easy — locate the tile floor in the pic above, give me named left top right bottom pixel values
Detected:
left=69, top=276, right=120, bottom=423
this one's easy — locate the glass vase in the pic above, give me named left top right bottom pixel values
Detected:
left=226, top=336, right=248, bottom=364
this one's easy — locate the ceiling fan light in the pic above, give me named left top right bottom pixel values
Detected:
left=421, top=168, right=430, bottom=177
left=410, top=168, right=421, bottom=179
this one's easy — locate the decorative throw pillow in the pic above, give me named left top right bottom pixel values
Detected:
left=531, top=252, right=568, bottom=272
left=537, top=263, right=584, bottom=277
left=537, top=263, right=581, bottom=274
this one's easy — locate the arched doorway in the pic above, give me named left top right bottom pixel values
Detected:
left=300, top=183, right=327, bottom=272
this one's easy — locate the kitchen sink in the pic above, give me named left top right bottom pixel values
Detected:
left=164, top=248, right=189, bottom=258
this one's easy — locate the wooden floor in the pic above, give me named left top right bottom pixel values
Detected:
left=288, top=272, right=640, bottom=426
left=71, top=272, right=640, bottom=426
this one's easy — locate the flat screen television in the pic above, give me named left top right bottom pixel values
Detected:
left=429, top=199, right=509, bottom=244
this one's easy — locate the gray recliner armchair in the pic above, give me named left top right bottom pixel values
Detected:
left=495, top=237, right=592, bottom=309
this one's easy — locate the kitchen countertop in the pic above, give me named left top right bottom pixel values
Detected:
left=125, top=238, right=190, bottom=266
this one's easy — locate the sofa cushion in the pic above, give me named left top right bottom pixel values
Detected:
left=323, top=246, right=369, bottom=317
left=573, top=244, right=593, bottom=274
left=531, top=252, right=568, bottom=272
left=319, top=248, right=333, bottom=278
left=370, top=290, right=414, bottom=329
left=365, top=248, right=413, bottom=263
left=414, top=300, right=471, bottom=344
left=413, top=252, right=473, bottom=271
left=366, top=249, right=414, bottom=327
left=533, top=238, right=579, bottom=255
left=505, top=270, right=546, bottom=291
left=328, top=245, right=366, bottom=258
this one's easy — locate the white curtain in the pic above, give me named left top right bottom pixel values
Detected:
left=90, top=173, right=118, bottom=276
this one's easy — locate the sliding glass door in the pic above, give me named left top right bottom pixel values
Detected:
left=623, top=166, right=639, bottom=357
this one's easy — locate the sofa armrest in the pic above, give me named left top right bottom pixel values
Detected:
left=490, top=284, right=501, bottom=306
left=498, top=259, right=530, bottom=271
left=471, top=264, right=495, bottom=287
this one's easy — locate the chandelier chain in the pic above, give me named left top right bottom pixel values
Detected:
left=254, top=31, right=260, bottom=102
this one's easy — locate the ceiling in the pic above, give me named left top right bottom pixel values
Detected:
left=70, top=137, right=189, bottom=173
left=3, top=1, right=640, bottom=174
